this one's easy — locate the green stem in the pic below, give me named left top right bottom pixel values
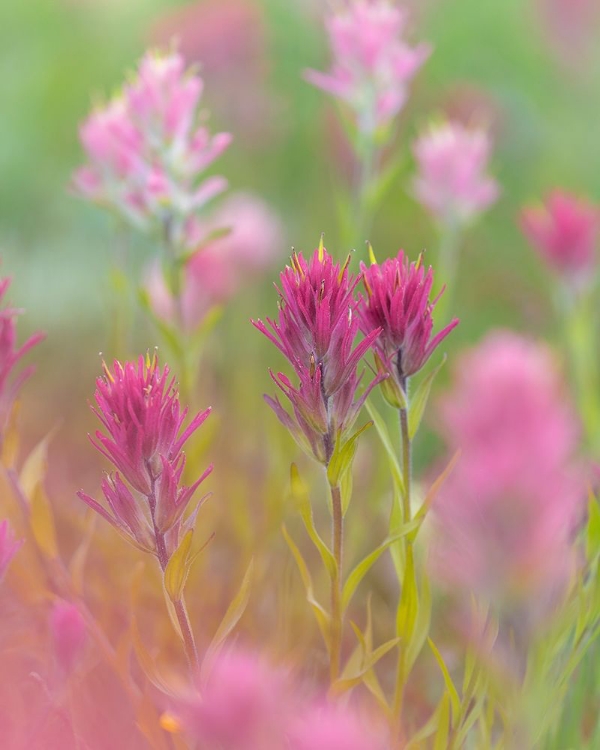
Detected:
left=354, top=134, right=377, bottom=245
left=329, top=481, right=344, bottom=683
left=435, top=223, right=461, bottom=324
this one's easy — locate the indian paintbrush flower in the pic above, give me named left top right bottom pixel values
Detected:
left=305, top=0, right=431, bottom=135
left=357, top=250, right=458, bottom=401
left=520, top=190, right=599, bottom=283
left=253, top=242, right=381, bottom=464
left=412, top=120, right=499, bottom=228
left=73, top=49, right=231, bottom=250
left=77, top=354, right=212, bottom=562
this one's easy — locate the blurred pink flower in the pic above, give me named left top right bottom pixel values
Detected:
left=150, top=1, right=280, bottom=148
left=0, top=276, right=44, bottom=445
left=50, top=600, right=87, bottom=675
left=536, top=0, right=600, bottom=70
left=78, top=355, right=212, bottom=561
left=0, top=520, right=22, bottom=581
left=172, top=649, right=292, bottom=750
left=412, top=121, right=499, bottom=227
left=253, top=244, right=381, bottom=464
left=145, top=192, right=284, bottom=332
left=520, top=190, right=599, bottom=282
left=358, top=250, right=458, bottom=393
left=73, top=50, right=231, bottom=249
left=305, top=0, right=431, bottom=134
left=431, top=332, right=582, bottom=613
left=290, top=701, right=388, bottom=750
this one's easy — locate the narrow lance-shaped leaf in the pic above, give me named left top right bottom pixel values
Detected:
left=164, top=529, right=194, bottom=603
left=408, top=355, right=446, bottom=439
left=327, top=421, right=372, bottom=489
left=290, top=463, right=336, bottom=579
left=366, top=400, right=405, bottom=496
left=202, top=558, right=254, bottom=681
left=429, top=637, right=461, bottom=721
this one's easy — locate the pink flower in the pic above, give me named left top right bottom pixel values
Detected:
left=520, top=190, right=599, bottom=282
left=145, top=192, right=284, bottom=333
left=77, top=355, right=212, bottom=562
left=290, top=701, right=388, bottom=750
left=50, top=600, right=87, bottom=675
left=0, top=276, right=44, bottom=445
left=253, top=244, right=381, bottom=464
left=0, top=520, right=22, bottom=581
left=305, top=0, right=431, bottom=134
left=171, top=649, right=292, bottom=750
left=357, top=251, right=458, bottom=395
left=73, top=49, right=231, bottom=249
left=412, top=121, right=499, bottom=227
left=431, top=332, right=582, bottom=616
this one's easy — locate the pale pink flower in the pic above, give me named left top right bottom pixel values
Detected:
left=520, top=190, right=599, bottom=282
left=145, top=192, right=284, bottom=332
left=0, top=520, right=22, bottom=581
left=50, top=600, right=87, bottom=675
left=431, top=332, right=582, bottom=615
left=413, top=120, right=499, bottom=227
left=172, top=649, right=292, bottom=750
left=73, top=50, right=231, bottom=248
left=0, top=276, right=44, bottom=445
left=305, top=0, right=431, bottom=134
left=290, top=701, right=388, bottom=750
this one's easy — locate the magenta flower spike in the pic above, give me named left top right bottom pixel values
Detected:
left=0, top=519, right=23, bottom=581
left=0, top=276, right=45, bottom=445
left=358, top=250, right=458, bottom=395
left=78, top=354, right=212, bottom=562
left=253, top=242, right=381, bottom=464
left=305, top=0, right=431, bottom=134
left=412, top=120, right=499, bottom=228
left=73, top=49, right=231, bottom=250
left=520, top=190, right=599, bottom=283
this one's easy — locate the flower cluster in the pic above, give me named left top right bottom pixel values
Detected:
left=73, top=50, right=231, bottom=249
left=358, top=250, right=458, bottom=398
left=305, top=0, right=430, bottom=134
left=0, top=276, right=45, bottom=445
left=78, top=354, right=212, bottom=565
left=0, top=519, right=22, bottom=582
left=145, top=192, right=284, bottom=333
left=520, top=189, right=599, bottom=283
left=253, top=243, right=381, bottom=464
left=431, top=332, right=582, bottom=620
left=167, top=648, right=387, bottom=750
left=412, top=120, right=499, bottom=228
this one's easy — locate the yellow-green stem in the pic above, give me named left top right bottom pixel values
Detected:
left=329, top=481, right=344, bottom=683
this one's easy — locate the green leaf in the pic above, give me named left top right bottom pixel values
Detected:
left=326, top=421, right=372, bottom=488
left=202, top=558, right=254, bottom=680
left=164, top=529, right=193, bottom=602
left=586, top=490, right=600, bottom=561
left=290, top=464, right=336, bottom=579
left=411, top=450, right=461, bottom=536
left=408, top=356, right=446, bottom=439
left=396, top=543, right=418, bottom=643
left=342, top=525, right=420, bottom=611
left=429, top=638, right=461, bottom=721
left=365, top=400, right=405, bottom=496
left=282, top=525, right=330, bottom=648
left=433, top=693, right=451, bottom=750
left=406, top=569, right=432, bottom=674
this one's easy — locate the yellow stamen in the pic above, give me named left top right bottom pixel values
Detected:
left=159, top=712, right=182, bottom=734
left=367, top=242, right=377, bottom=265
left=318, top=233, right=325, bottom=262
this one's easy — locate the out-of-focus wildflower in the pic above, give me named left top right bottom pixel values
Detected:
left=305, top=0, right=431, bottom=135
left=536, top=0, right=600, bottom=69
left=253, top=243, right=381, bottom=464
left=520, top=190, right=599, bottom=283
left=73, top=49, right=231, bottom=250
left=357, top=250, right=458, bottom=402
left=145, top=192, right=284, bottom=333
left=431, top=332, right=582, bottom=617
left=0, top=520, right=22, bottom=581
left=290, top=700, right=388, bottom=750
left=412, top=120, right=499, bottom=228
left=168, top=649, right=292, bottom=750
left=151, top=0, right=280, bottom=148
left=50, top=600, right=87, bottom=676
left=77, top=355, right=212, bottom=562
left=0, top=276, right=44, bottom=444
